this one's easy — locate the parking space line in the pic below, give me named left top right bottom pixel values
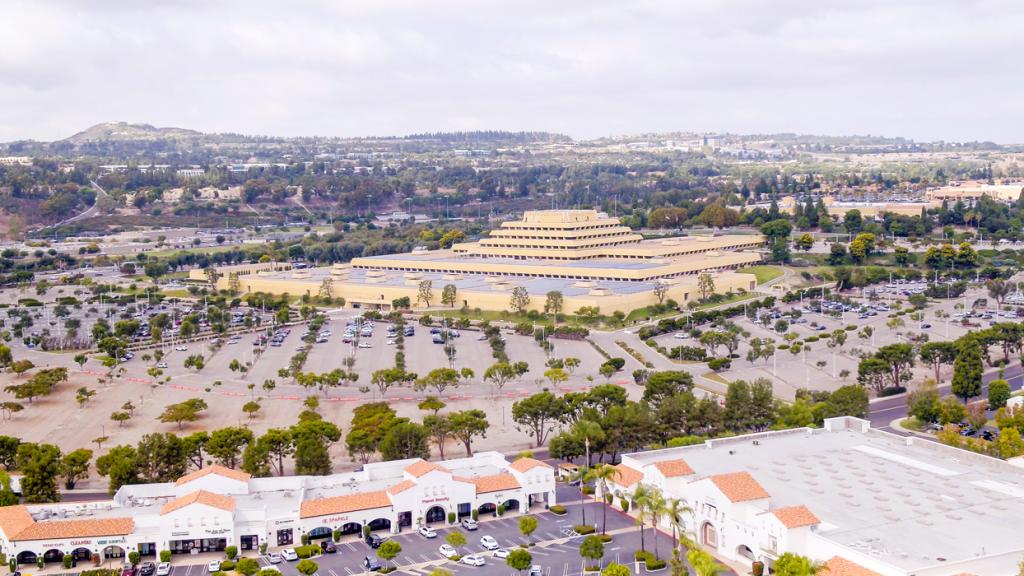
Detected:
left=419, top=554, right=432, bottom=562
left=328, top=569, right=339, bottom=576
left=343, top=567, right=355, bottom=575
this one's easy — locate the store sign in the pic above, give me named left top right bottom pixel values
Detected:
left=171, top=532, right=190, bottom=537
left=422, top=497, right=449, bottom=504
left=97, top=538, right=127, bottom=546
left=274, top=519, right=294, bottom=526
left=320, top=515, right=349, bottom=524
left=204, top=528, right=231, bottom=536
left=70, top=540, right=94, bottom=546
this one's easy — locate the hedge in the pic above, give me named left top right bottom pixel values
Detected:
left=574, top=524, right=596, bottom=535
left=549, top=505, right=567, bottom=515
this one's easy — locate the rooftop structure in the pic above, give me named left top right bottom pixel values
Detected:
left=0, top=453, right=554, bottom=567
left=191, top=210, right=764, bottom=313
left=608, top=417, right=1024, bottom=576
left=778, top=196, right=940, bottom=219
left=926, top=181, right=1024, bottom=203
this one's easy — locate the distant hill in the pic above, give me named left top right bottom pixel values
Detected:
left=62, top=122, right=203, bottom=144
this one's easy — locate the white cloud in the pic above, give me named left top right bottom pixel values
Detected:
left=0, top=0, right=1021, bottom=142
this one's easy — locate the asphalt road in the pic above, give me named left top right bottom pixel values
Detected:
left=868, top=363, right=1024, bottom=432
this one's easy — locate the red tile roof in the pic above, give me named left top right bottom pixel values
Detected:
left=404, top=460, right=449, bottom=478
left=612, top=464, right=644, bottom=488
left=387, top=480, right=416, bottom=496
left=770, top=505, right=820, bottom=529
left=509, top=457, right=552, bottom=473
left=821, top=556, right=882, bottom=576
left=14, top=517, right=135, bottom=541
left=652, top=459, right=694, bottom=477
left=466, top=473, right=521, bottom=494
left=175, top=464, right=251, bottom=486
left=161, top=490, right=236, bottom=515
left=709, top=472, right=770, bottom=502
left=300, top=490, right=391, bottom=518
left=0, top=506, right=34, bottom=540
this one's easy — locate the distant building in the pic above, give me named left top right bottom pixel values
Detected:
left=779, top=196, right=939, bottom=219
left=0, top=157, right=32, bottom=166
left=176, top=168, right=205, bottom=179
left=926, top=181, right=1024, bottom=203
left=191, top=209, right=764, bottom=314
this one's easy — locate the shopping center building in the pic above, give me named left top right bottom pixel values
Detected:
left=605, top=417, right=1024, bottom=576
left=0, top=453, right=554, bottom=567
left=190, top=210, right=764, bottom=314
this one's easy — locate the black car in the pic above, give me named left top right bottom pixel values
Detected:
left=363, top=556, right=383, bottom=571
left=321, top=540, right=337, bottom=553
left=365, top=533, right=385, bottom=548
left=139, top=562, right=156, bottom=576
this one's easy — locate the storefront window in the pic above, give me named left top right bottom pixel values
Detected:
left=241, top=535, right=259, bottom=550
left=277, top=529, right=294, bottom=546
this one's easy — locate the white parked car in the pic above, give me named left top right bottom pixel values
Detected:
left=673, top=332, right=689, bottom=339
left=175, top=345, right=188, bottom=351
left=266, top=553, right=282, bottom=564
left=281, top=548, right=298, bottom=561
left=358, top=341, right=372, bottom=349
left=419, top=526, right=438, bottom=538
left=493, top=549, right=510, bottom=559
left=461, top=518, right=479, bottom=531
left=156, top=563, right=171, bottom=576
left=439, top=544, right=458, bottom=559
left=207, top=561, right=221, bottom=573
left=479, top=535, right=499, bottom=550
left=461, top=555, right=485, bottom=567
left=157, top=362, right=168, bottom=369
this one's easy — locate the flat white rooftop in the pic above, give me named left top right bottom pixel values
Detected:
left=626, top=421, right=1024, bottom=573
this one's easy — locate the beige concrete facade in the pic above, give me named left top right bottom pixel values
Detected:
left=189, top=210, right=763, bottom=314
left=925, top=181, right=1024, bottom=203
left=780, top=196, right=939, bottom=218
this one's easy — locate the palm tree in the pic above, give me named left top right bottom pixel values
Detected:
left=632, top=484, right=652, bottom=553
left=588, top=464, right=618, bottom=535
left=664, top=498, right=694, bottom=552
left=571, top=466, right=591, bottom=528
left=645, top=488, right=667, bottom=560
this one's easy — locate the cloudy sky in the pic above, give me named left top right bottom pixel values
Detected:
left=1, top=0, right=1021, bottom=142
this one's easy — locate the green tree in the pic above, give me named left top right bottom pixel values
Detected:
left=236, top=558, right=261, bottom=576
left=686, top=549, right=727, bottom=576
left=510, top=286, right=530, bottom=314
left=989, top=379, right=1011, bottom=410
left=415, top=367, right=462, bottom=396
left=377, top=540, right=402, bottom=570
left=417, top=280, right=434, bottom=307
left=95, top=445, right=140, bottom=494
left=952, top=335, right=983, bottom=402
left=506, top=549, right=533, bottom=574
left=447, top=409, right=489, bottom=456
left=544, top=367, right=568, bottom=389
left=772, top=553, right=823, bottom=576
left=445, top=531, right=466, bottom=552
left=919, top=341, right=957, bottom=383
left=601, top=563, right=631, bottom=576
left=512, top=392, right=565, bottom=446
left=518, top=515, right=538, bottom=543
left=0, top=470, right=19, bottom=506
left=206, top=427, right=255, bottom=469
left=16, top=443, right=62, bottom=502
left=295, top=559, right=318, bottom=576
left=243, top=401, right=261, bottom=420
left=59, top=448, right=93, bottom=489
left=579, top=535, right=605, bottom=568
left=544, top=291, right=564, bottom=317
left=379, top=422, right=430, bottom=461
left=441, top=284, right=458, bottom=308
left=158, top=398, right=208, bottom=429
